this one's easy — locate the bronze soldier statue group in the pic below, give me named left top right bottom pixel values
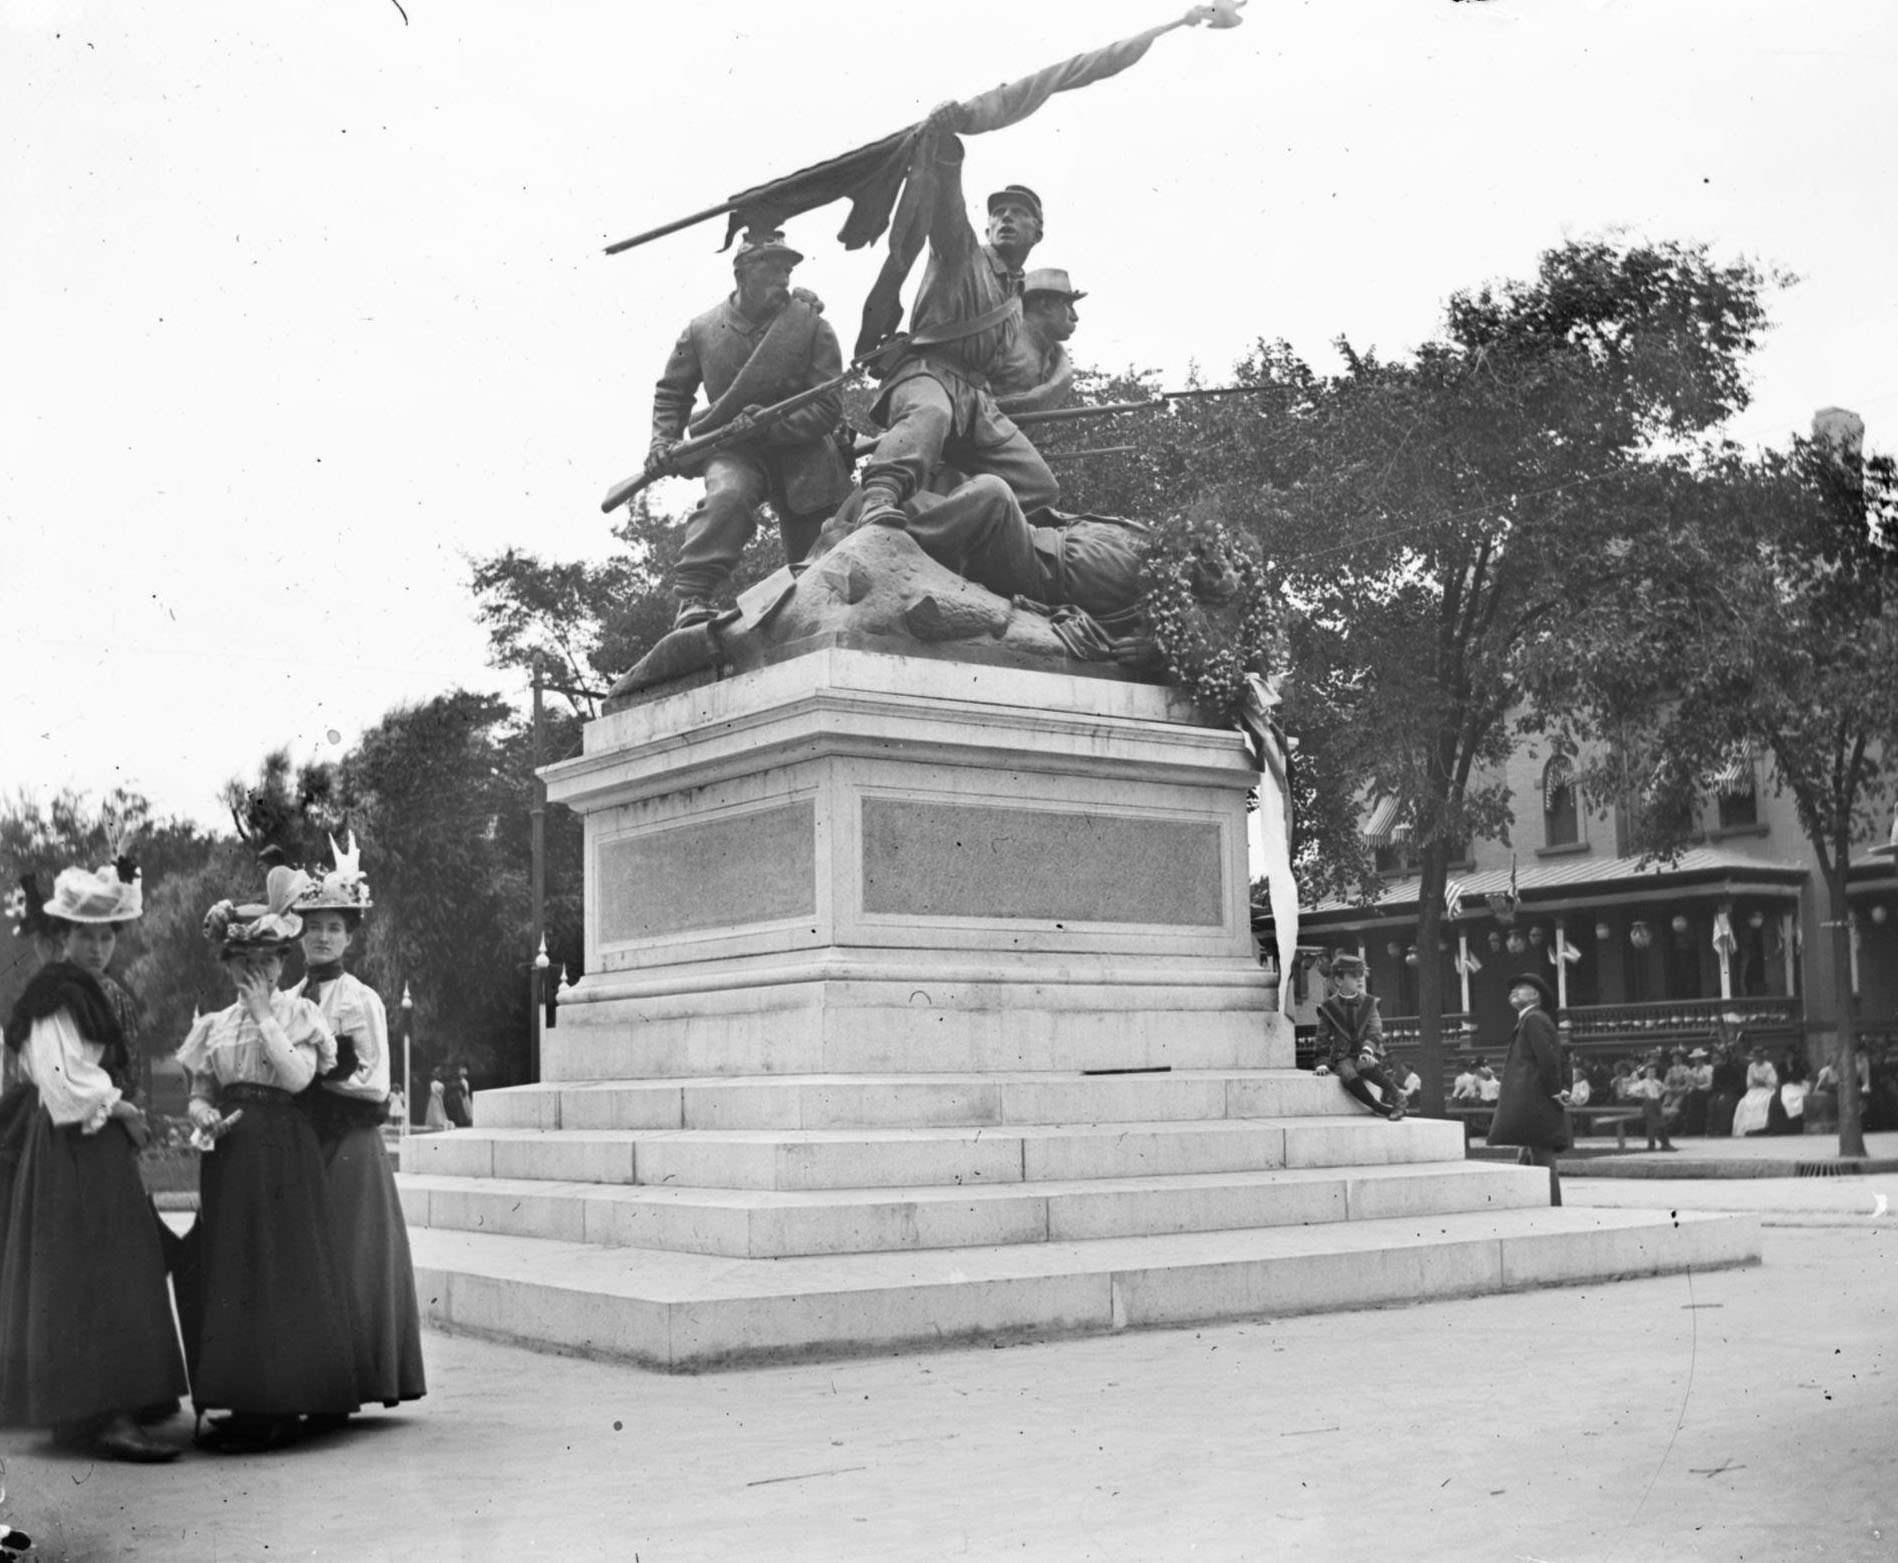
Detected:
left=638, top=123, right=1154, bottom=663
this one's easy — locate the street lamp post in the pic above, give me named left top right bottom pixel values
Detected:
left=532, top=934, right=550, bottom=1083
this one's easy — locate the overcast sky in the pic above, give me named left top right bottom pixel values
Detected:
left=4, top=0, right=1893, bottom=830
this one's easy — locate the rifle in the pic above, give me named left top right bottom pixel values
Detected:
left=1012, top=386, right=1268, bottom=425
left=601, top=366, right=858, bottom=514
left=617, top=381, right=1266, bottom=507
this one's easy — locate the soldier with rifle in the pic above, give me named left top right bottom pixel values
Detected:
left=646, top=229, right=852, bottom=628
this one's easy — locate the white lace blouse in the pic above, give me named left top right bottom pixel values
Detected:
left=176, top=991, right=337, bottom=1095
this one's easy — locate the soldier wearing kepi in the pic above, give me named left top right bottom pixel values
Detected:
left=1311, top=954, right=1407, bottom=1121
left=856, top=102, right=1060, bottom=526
left=648, top=229, right=852, bottom=628
left=992, top=268, right=1084, bottom=418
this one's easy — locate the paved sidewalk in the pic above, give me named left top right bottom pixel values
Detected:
left=1557, top=1128, right=1898, bottom=1179
left=1567, top=1169, right=1898, bottom=1225
left=3, top=1191, right=1891, bottom=1563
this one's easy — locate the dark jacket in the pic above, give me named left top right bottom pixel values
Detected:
left=1487, top=1005, right=1571, bottom=1151
left=650, top=296, right=850, bottom=517
left=1315, top=993, right=1383, bottom=1069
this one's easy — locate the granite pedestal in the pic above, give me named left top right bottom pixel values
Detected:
left=545, top=644, right=1283, bottom=1077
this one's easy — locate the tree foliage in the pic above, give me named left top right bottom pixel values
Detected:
left=0, top=787, right=230, bottom=1071
left=309, top=691, right=581, bottom=1086
left=1534, top=428, right=1898, bottom=1155
left=1052, top=240, right=1782, bottom=1110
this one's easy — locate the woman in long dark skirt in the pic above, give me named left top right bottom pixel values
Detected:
left=1486, top=972, right=1571, bottom=1207
left=293, top=835, right=426, bottom=1422
left=178, top=868, right=359, bottom=1452
left=0, top=861, right=187, bottom=1462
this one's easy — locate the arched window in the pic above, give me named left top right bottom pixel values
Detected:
left=1543, top=758, right=1580, bottom=848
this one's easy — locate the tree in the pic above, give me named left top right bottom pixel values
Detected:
left=1, top=787, right=231, bottom=1092
left=468, top=489, right=784, bottom=719
left=1126, top=240, right=1781, bottom=1112
left=330, top=690, right=583, bottom=1086
left=1541, top=422, right=1898, bottom=1157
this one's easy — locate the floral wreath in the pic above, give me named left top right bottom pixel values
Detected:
left=1138, top=515, right=1282, bottom=725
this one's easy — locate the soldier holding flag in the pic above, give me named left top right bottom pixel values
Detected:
left=853, top=117, right=1061, bottom=527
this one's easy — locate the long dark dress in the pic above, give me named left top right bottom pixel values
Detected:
left=0, top=965, right=188, bottom=1429
left=300, top=971, right=426, bottom=1407
left=178, top=996, right=359, bottom=1419
left=1487, top=1006, right=1572, bottom=1152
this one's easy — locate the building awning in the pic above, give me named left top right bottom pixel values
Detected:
left=1542, top=759, right=1574, bottom=814
left=1709, top=743, right=1759, bottom=798
left=1290, top=844, right=1808, bottom=932
left=1362, top=795, right=1407, bottom=848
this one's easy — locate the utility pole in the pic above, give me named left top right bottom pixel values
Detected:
left=529, top=656, right=546, bottom=1084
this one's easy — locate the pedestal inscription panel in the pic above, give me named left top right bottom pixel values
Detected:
left=599, top=799, right=815, bottom=944
left=860, top=798, right=1223, bottom=927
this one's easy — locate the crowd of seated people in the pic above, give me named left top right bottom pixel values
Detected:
left=1565, top=1036, right=1880, bottom=1139
left=1355, top=1031, right=1897, bottom=1140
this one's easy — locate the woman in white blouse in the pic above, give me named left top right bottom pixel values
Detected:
left=293, top=835, right=426, bottom=1418
left=178, top=868, right=359, bottom=1452
left=0, top=861, right=187, bottom=1462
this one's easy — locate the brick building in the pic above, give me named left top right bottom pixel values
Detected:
left=1269, top=740, right=1898, bottom=1079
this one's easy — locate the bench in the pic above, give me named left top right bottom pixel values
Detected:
left=1446, top=1103, right=1646, bottom=1151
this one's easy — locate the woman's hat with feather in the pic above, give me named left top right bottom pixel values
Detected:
left=30, top=816, right=144, bottom=925
left=203, top=865, right=312, bottom=957
left=295, top=829, right=373, bottom=915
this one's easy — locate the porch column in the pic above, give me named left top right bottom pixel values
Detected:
left=1554, top=920, right=1570, bottom=1010
left=1850, top=912, right=1861, bottom=996
left=1781, top=910, right=1798, bottom=996
left=1457, top=930, right=1472, bottom=1015
left=1717, top=919, right=1734, bottom=1002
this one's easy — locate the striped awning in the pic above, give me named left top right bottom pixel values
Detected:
left=1709, top=743, right=1759, bottom=798
left=1542, top=759, right=1575, bottom=814
left=1363, top=795, right=1409, bottom=848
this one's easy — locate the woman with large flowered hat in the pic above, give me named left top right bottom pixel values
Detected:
left=293, top=832, right=426, bottom=1421
left=176, top=865, right=358, bottom=1451
left=0, top=855, right=188, bottom=1461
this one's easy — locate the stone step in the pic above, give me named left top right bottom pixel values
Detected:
left=407, top=1205, right=1761, bottom=1372
left=541, top=999, right=1279, bottom=1082
left=405, top=1116, right=1465, bottom=1191
left=474, top=1069, right=1362, bottom=1132
left=398, top=1161, right=1553, bottom=1258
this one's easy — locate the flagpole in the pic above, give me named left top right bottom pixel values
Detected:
left=1555, top=922, right=1570, bottom=1011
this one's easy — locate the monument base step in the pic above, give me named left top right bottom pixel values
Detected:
left=408, top=1205, right=1760, bottom=1373
left=399, top=1160, right=1552, bottom=1258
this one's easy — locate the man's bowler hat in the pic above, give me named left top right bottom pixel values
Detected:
left=1508, top=971, right=1558, bottom=1011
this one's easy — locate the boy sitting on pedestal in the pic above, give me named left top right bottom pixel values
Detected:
left=1310, top=954, right=1406, bottom=1121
